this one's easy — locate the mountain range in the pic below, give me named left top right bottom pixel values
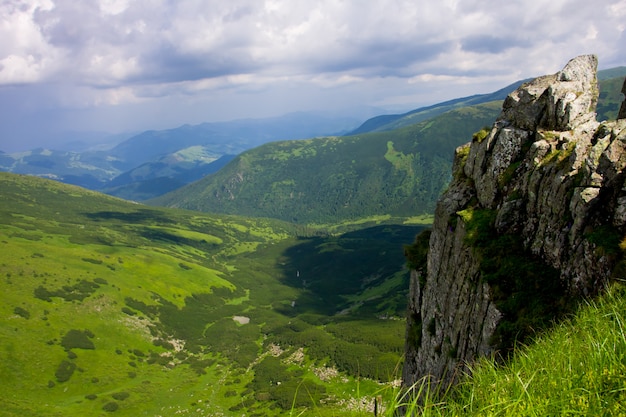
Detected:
left=150, top=101, right=502, bottom=224
left=2, top=68, right=624, bottom=210
left=0, top=112, right=362, bottom=192
left=149, top=68, right=626, bottom=224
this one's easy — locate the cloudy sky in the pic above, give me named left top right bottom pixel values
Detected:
left=1, top=0, right=625, bottom=152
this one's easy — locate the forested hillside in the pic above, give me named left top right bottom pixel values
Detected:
left=151, top=72, right=625, bottom=225
left=151, top=102, right=502, bottom=223
left=346, top=80, right=528, bottom=135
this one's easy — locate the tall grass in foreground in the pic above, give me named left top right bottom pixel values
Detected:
left=388, top=282, right=626, bottom=416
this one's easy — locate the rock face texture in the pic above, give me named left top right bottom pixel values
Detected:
left=403, top=55, right=626, bottom=389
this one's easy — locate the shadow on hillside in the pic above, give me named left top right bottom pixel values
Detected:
left=274, top=224, right=427, bottom=318
left=84, top=209, right=175, bottom=224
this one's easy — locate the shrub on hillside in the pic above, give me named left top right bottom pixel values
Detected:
left=102, top=402, right=119, bottom=412
left=13, top=306, right=30, bottom=319
left=404, top=229, right=431, bottom=271
left=55, top=360, right=76, bottom=383
left=111, top=392, right=129, bottom=401
left=61, top=329, right=95, bottom=350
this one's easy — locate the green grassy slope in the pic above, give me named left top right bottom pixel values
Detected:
left=151, top=102, right=503, bottom=224
left=386, top=282, right=626, bottom=416
left=0, top=172, right=423, bottom=416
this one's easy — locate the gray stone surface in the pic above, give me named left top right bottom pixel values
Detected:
left=403, top=55, right=626, bottom=390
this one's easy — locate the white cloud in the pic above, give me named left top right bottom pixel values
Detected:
left=98, top=0, right=129, bottom=16
left=0, top=0, right=59, bottom=84
left=0, top=0, right=625, bottom=151
left=0, top=54, right=44, bottom=83
left=7, top=0, right=625, bottom=88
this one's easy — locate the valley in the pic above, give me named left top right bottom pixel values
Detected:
left=0, top=172, right=424, bottom=416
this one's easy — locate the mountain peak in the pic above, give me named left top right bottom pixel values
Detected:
left=499, top=54, right=599, bottom=132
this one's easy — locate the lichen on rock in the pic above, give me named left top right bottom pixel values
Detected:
left=403, top=55, right=626, bottom=391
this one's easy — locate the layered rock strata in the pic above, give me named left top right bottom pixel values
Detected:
left=403, top=55, right=626, bottom=388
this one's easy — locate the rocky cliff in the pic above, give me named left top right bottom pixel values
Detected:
left=403, top=55, right=626, bottom=389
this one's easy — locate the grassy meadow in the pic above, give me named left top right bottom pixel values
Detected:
left=0, top=172, right=423, bottom=416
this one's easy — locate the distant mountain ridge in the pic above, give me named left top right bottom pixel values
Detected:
left=101, top=154, right=236, bottom=201
left=349, top=66, right=626, bottom=135
left=346, top=79, right=531, bottom=135
left=0, top=112, right=362, bottom=192
left=109, top=112, right=361, bottom=169
left=1, top=68, right=624, bottom=204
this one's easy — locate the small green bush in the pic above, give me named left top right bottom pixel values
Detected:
left=34, top=286, right=53, bottom=302
left=472, top=126, right=491, bottom=143
left=111, top=392, right=129, bottom=401
left=61, top=329, right=95, bottom=350
left=102, top=401, right=119, bottom=412
left=457, top=207, right=497, bottom=247
left=13, top=306, right=30, bottom=319
left=121, top=307, right=136, bottom=316
left=586, top=225, right=622, bottom=256
left=55, top=360, right=76, bottom=383
left=81, top=258, right=102, bottom=265
left=33, top=280, right=99, bottom=302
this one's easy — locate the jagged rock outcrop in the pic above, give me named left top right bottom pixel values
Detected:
left=403, top=55, right=626, bottom=389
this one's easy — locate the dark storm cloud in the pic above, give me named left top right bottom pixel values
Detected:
left=310, top=39, right=455, bottom=77
left=461, top=36, right=529, bottom=54
left=132, top=44, right=260, bottom=85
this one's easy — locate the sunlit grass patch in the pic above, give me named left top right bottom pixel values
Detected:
left=381, top=282, right=626, bottom=416
left=403, top=214, right=434, bottom=225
